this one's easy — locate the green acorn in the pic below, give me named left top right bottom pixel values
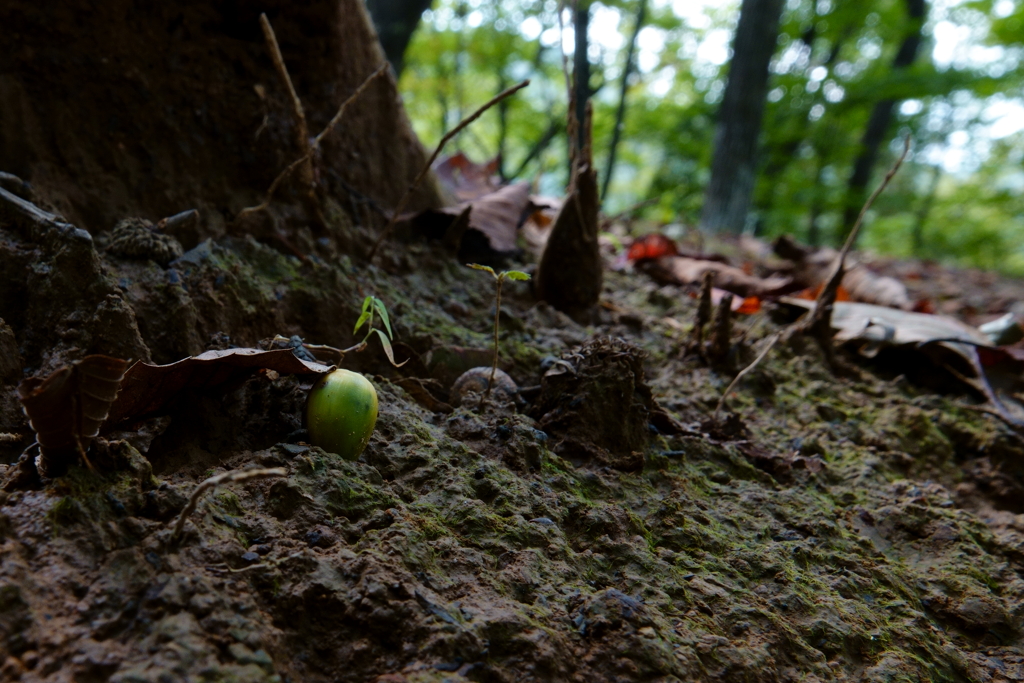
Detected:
left=306, top=369, right=378, bottom=460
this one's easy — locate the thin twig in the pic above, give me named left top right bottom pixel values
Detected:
left=238, top=65, right=390, bottom=220
left=367, top=80, right=530, bottom=262
left=715, top=332, right=781, bottom=421
left=313, top=64, right=389, bottom=148
left=711, top=143, right=910, bottom=422
left=796, top=136, right=911, bottom=371
left=803, top=136, right=911, bottom=335
left=259, top=14, right=313, bottom=190
left=170, top=467, right=287, bottom=544
left=237, top=156, right=310, bottom=219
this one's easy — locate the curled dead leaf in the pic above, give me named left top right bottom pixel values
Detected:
left=642, top=256, right=792, bottom=299
left=775, top=235, right=911, bottom=310
left=18, top=355, right=129, bottom=476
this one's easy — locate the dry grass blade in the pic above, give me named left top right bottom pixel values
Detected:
left=367, top=79, right=531, bottom=262
left=170, top=467, right=287, bottom=544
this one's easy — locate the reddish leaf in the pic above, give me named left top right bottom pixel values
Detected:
left=797, top=283, right=851, bottom=302
left=627, top=234, right=679, bottom=261
left=735, top=296, right=762, bottom=315
left=696, top=288, right=762, bottom=314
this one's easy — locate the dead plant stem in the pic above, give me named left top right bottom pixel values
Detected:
left=487, top=277, right=503, bottom=400
left=367, top=79, right=530, bottom=262
left=170, top=467, right=287, bottom=545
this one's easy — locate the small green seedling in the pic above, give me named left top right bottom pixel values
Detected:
left=467, top=264, right=531, bottom=399
left=354, top=295, right=406, bottom=367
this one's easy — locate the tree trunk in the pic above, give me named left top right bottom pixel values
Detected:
left=912, top=164, right=942, bottom=254
left=602, top=0, right=646, bottom=202
left=0, top=0, right=441, bottom=239
left=365, top=0, right=434, bottom=76
left=699, top=0, right=785, bottom=234
left=841, top=0, right=927, bottom=237
left=573, top=2, right=592, bottom=158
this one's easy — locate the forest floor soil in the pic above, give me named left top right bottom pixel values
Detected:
left=3, top=209, right=1024, bottom=682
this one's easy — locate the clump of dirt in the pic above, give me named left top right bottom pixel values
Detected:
left=530, top=337, right=660, bottom=471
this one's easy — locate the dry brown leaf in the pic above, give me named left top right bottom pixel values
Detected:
left=643, top=256, right=792, bottom=298
left=775, top=235, right=911, bottom=310
left=18, top=355, right=129, bottom=476
left=106, top=348, right=332, bottom=428
left=433, top=152, right=501, bottom=202
left=411, top=181, right=531, bottom=258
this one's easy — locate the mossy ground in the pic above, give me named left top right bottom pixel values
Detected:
left=2, top=215, right=1024, bottom=682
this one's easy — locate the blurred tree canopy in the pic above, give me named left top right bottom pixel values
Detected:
left=390, top=0, right=1024, bottom=274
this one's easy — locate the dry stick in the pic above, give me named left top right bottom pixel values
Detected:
left=259, top=13, right=313, bottom=190
left=238, top=65, right=389, bottom=219
left=714, top=137, right=912, bottom=419
left=689, top=271, right=714, bottom=355
left=708, top=293, right=734, bottom=364
left=366, top=79, right=530, bottom=262
left=798, top=135, right=912, bottom=361
left=170, top=468, right=287, bottom=544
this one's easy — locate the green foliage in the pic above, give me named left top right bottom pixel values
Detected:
left=403, top=0, right=1024, bottom=272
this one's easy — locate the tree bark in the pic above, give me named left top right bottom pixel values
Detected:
left=912, top=164, right=942, bottom=254
left=365, top=0, right=434, bottom=76
left=699, top=0, right=785, bottom=234
left=602, top=0, right=646, bottom=202
left=573, top=2, right=592, bottom=158
left=842, top=0, right=926, bottom=237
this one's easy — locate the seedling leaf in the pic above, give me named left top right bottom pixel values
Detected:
left=353, top=310, right=372, bottom=335
left=467, top=263, right=496, bottom=277
left=374, top=329, right=408, bottom=367
left=373, top=297, right=394, bottom=340
left=361, top=296, right=374, bottom=314
left=503, top=270, right=531, bottom=281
